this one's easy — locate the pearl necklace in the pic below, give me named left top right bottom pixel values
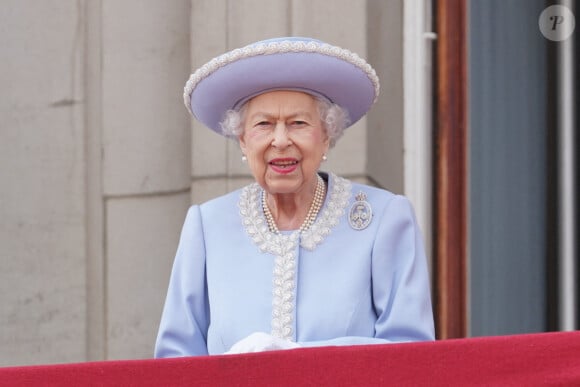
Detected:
left=262, top=175, right=326, bottom=234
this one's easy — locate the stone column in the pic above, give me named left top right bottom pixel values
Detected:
left=367, top=0, right=405, bottom=193
left=99, top=0, right=192, bottom=360
left=0, top=0, right=87, bottom=366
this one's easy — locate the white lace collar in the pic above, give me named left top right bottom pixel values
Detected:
left=238, top=172, right=351, bottom=252
left=237, top=173, right=352, bottom=340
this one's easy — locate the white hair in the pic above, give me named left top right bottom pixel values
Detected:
left=219, top=95, right=350, bottom=148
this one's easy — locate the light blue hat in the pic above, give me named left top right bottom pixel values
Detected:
left=184, top=37, right=380, bottom=134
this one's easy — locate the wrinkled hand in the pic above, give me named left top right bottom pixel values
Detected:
left=225, top=332, right=301, bottom=354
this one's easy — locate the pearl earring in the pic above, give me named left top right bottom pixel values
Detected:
left=242, top=155, right=247, bottom=162
left=322, top=154, right=328, bottom=162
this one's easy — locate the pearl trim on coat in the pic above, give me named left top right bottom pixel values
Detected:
left=238, top=173, right=351, bottom=340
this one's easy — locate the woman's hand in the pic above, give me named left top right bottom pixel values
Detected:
left=225, top=332, right=301, bottom=354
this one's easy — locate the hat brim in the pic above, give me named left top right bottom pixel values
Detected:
left=185, top=38, right=379, bottom=135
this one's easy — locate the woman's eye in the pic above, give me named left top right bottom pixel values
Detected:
left=291, top=121, right=307, bottom=127
left=255, top=121, right=271, bottom=127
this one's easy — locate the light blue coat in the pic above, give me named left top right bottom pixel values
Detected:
left=155, top=173, right=434, bottom=357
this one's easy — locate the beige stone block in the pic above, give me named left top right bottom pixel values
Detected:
left=0, top=1, right=86, bottom=365
left=191, top=0, right=227, bottom=68
left=227, top=138, right=250, bottom=176
left=228, top=0, right=290, bottom=47
left=192, top=120, right=229, bottom=178
left=0, top=235, right=86, bottom=366
left=106, top=192, right=190, bottom=360
left=367, top=1, right=405, bottom=193
left=190, top=178, right=227, bottom=205
left=85, top=0, right=106, bottom=362
left=324, top=119, right=367, bottom=176
left=0, top=110, right=87, bottom=366
left=190, top=0, right=228, bottom=177
left=291, top=0, right=367, bottom=52
left=227, top=176, right=255, bottom=192
left=102, top=0, right=191, bottom=196
left=190, top=177, right=255, bottom=205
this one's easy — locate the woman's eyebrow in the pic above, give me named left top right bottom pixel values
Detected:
left=248, top=112, right=273, bottom=121
left=287, top=111, right=314, bottom=119
left=248, top=111, right=314, bottom=120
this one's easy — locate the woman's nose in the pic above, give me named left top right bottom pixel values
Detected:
left=271, top=122, right=292, bottom=148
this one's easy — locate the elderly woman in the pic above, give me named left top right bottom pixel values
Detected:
left=155, top=37, right=434, bottom=357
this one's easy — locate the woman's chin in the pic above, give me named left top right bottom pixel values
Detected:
left=263, top=179, right=302, bottom=195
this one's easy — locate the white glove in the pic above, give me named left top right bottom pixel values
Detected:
left=225, top=332, right=301, bottom=354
